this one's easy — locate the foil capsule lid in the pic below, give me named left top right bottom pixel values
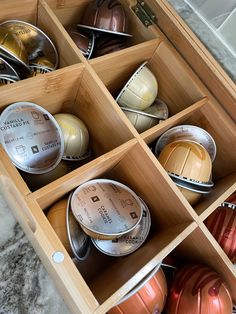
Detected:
left=0, top=102, right=64, bottom=174
left=0, top=20, right=58, bottom=70
left=91, top=198, right=151, bottom=256
left=71, top=179, right=143, bottom=238
left=155, top=125, right=216, bottom=161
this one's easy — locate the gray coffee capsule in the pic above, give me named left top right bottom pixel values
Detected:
left=0, top=101, right=64, bottom=174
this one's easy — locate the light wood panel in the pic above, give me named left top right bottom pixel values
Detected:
left=0, top=0, right=38, bottom=23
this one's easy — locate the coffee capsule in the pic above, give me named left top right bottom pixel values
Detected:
left=0, top=102, right=64, bottom=174
left=155, top=125, right=216, bottom=161
left=91, top=198, right=151, bottom=256
left=158, top=140, right=213, bottom=205
left=0, top=56, right=20, bottom=81
left=47, top=196, right=90, bottom=260
left=0, top=76, right=18, bottom=85
left=108, top=265, right=167, bottom=314
left=116, top=62, right=158, bottom=110
left=166, top=264, right=232, bottom=314
left=0, top=26, right=30, bottom=75
left=143, top=98, right=169, bottom=120
left=121, top=99, right=168, bottom=133
left=67, top=28, right=95, bottom=59
left=78, top=0, right=132, bottom=37
left=29, top=56, right=54, bottom=76
left=53, top=113, right=90, bottom=161
left=0, top=20, right=58, bottom=69
left=70, top=179, right=143, bottom=240
left=205, top=206, right=236, bottom=263
left=93, top=34, right=127, bottom=57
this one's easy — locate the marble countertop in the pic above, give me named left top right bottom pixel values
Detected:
left=168, top=0, right=236, bottom=82
left=0, top=195, right=70, bottom=314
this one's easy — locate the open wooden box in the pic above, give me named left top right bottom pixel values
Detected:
left=0, top=0, right=235, bottom=313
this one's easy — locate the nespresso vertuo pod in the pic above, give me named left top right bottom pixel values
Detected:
left=0, top=20, right=58, bottom=69
left=78, top=0, right=132, bottom=37
left=0, top=102, right=64, bottom=174
left=71, top=179, right=143, bottom=240
left=0, top=26, right=30, bottom=76
left=155, top=124, right=216, bottom=161
left=93, top=34, right=127, bottom=57
left=0, top=56, right=20, bottom=81
left=116, top=62, right=158, bottom=110
left=158, top=140, right=213, bottom=205
left=91, top=198, right=151, bottom=256
left=53, top=113, right=90, bottom=161
left=67, top=28, right=95, bottom=59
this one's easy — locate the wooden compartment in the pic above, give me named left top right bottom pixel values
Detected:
left=0, top=64, right=135, bottom=194
left=0, top=0, right=235, bottom=313
left=0, top=0, right=83, bottom=83
left=28, top=140, right=198, bottom=311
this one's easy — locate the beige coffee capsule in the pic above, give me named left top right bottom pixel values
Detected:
left=121, top=98, right=168, bottom=133
left=116, top=62, right=158, bottom=110
left=53, top=113, right=90, bottom=161
left=158, top=140, right=213, bottom=205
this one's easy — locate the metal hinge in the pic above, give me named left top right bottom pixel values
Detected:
left=132, top=0, right=157, bottom=27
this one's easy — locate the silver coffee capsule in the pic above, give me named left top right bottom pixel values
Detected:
left=0, top=102, right=64, bottom=174
left=66, top=193, right=91, bottom=260
left=0, top=20, right=58, bottom=69
left=71, top=179, right=143, bottom=240
left=155, top=125, right=216, bottom=161
left=0, top=56, right=20, bottom=81
left=91, top=198, right=151, bottom=256
left=0, top=76, right=18, bottom=85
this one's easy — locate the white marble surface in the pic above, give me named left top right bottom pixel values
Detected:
left=0, top=194, right=71, bottom=314
left=168, top=0, right=236, bottom=82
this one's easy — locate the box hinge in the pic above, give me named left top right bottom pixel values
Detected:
left=132, top=0, right=157, bottom=27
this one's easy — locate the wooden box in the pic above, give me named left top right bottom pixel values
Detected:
left=0, top=0, right=235, bottom=313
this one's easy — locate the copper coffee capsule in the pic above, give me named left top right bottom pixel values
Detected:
left=93, top=34, right=127, bottom=57
left=166, top=264, right=232, bottom=314
left=205, top=206, right=236, bottom=263
left=78, top=0, right=132, bottom=37
left=108, top=265, right=167, bottom=314
left=67, top=28, right=95, bottom=59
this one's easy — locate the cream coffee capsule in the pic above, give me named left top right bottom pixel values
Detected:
left=53, top=113, right=90, bottom=161
left=116, top=62, right=158, bottom=110
left=71, top=179, right=143, bottom=240
left=0, top=102, right=64, bottom=174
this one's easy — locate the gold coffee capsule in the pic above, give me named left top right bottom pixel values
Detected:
left=116, top=62, right=158, bottom=110
left=158, top=140, right=213, bottom=205
left=0, top=26, right=29, bottom=74
left=53, top=113, right=90, bottom=161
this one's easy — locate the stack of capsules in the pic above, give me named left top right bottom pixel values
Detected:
left=66, top=0, right=130, bottom=59
left=0, top=20, right=58, bottom=83
left=47, top=179, right=151, bottom=260
left=116, top=62, right=169, bottom=133
left=155, top=125, right=216, bottom=205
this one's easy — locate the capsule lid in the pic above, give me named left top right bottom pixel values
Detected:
left=155, top=125, right=216, bottom=161
left=0, top=20, right=58, bottom=69
left=71, top=179, right=143, bottom=237
left=0, top=101, right=64, bottom=174
left=91, top=198, right=151, bottom=256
